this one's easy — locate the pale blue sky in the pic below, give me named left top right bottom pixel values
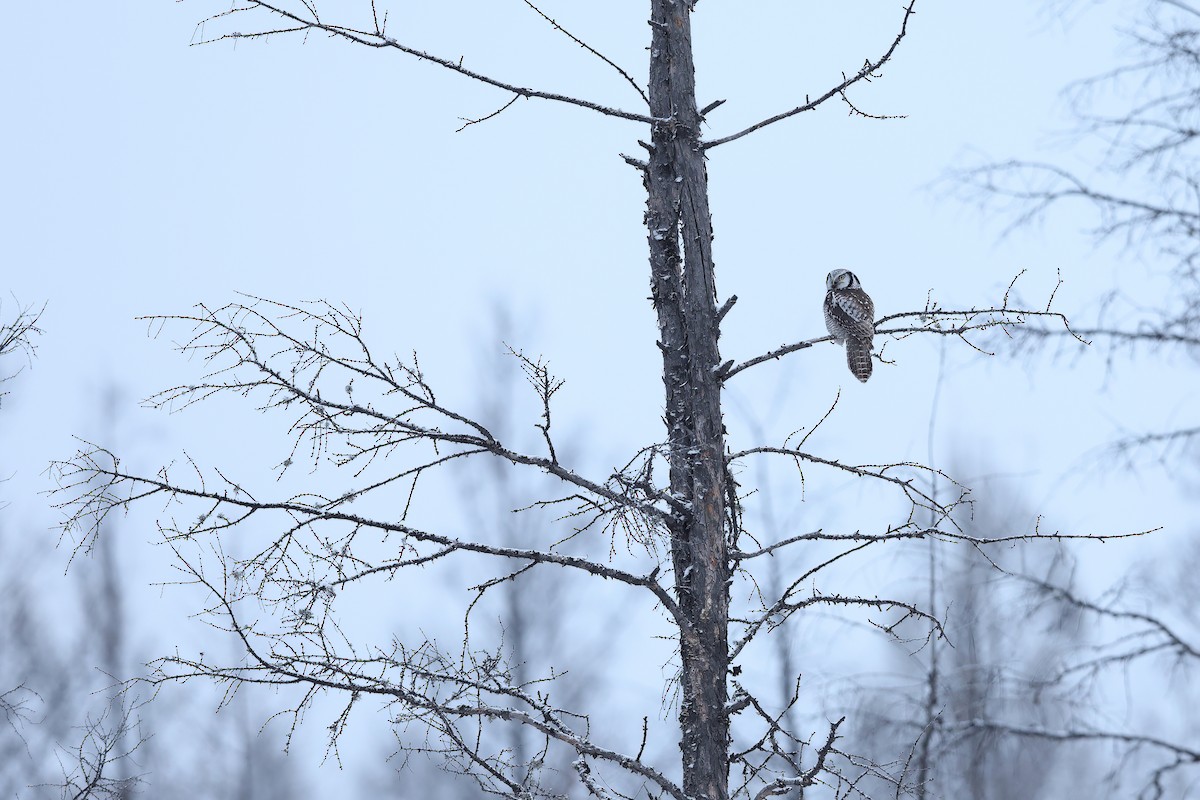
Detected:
left=1, top=1, right=1190, bottom=794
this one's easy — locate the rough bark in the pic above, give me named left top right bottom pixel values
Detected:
left=644, top=3, right=730, bottom=798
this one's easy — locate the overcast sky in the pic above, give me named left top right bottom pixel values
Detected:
left=2, top=0, right=1190, bottom=794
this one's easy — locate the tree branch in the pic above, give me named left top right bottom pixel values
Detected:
left=195, top=1, right=656, bottom=125
left=135, top=298, right=672, bottom=525
left=151, top=546, right=689, bottom=800
left=52, top=446, right=686, bottom=628
left=0, top=298, right=44, bottom=406
left=519, top=0, right=649, bottom=107
left=703, top=1, right=917, bottom=149
left=721, top=301, right=1081, bottom=382
left=752, top=717, right=844, bottom=800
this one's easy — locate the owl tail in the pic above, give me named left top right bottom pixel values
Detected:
left=846, top=338, right=873, bottom=383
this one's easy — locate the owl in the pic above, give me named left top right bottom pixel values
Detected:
left=824, top=269, right=875, bottom=383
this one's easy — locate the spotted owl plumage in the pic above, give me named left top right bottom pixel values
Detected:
left=824, top=269, right=875, bottom=383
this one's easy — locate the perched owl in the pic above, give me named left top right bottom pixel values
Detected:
left=824, top=269, right=875, bottom=383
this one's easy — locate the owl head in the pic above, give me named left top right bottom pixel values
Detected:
left=826, top=269, right=860, bottom=291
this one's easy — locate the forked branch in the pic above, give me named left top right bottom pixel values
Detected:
left=133, top=297, right=670, bottom=526
left=722, top=290, right=1081, bottom=382
left=751, top=717, right=844, bottom=800
left=148, top=545, right=688, bottom=800
left=704, top=1, right=917, bottom=149
left=52, top=445, right=685, bottom=627
left=0, top=298, right=44, bottom=404
left=519, top=0, right=648, bottom=107
left=194, top=1, right=655, bottom=125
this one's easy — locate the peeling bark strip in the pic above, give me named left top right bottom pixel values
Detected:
left=644, top=3, right=731, bottom=799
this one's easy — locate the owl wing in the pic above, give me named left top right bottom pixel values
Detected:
left=826, top=288, right=875, bottom=343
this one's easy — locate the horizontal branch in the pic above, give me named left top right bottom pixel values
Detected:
left=729, top=446, right=959, bottom=521
left=52, top=446, right=685, bottom=627
left=197, top=1, right=655, bottom=125
left=946, top=719, right=1200, bottom=763
left=135, top=298, right=675, bottom=523
left=731, top=522, right=1154, bottom=564
left=721, top=302, right=1081, bottom=382
left=732, top=583, right=945, bottom=662
left=1019, top=325, right=1200, bottom=349
left=159, top=549, right=689, bottom=800
left=1019, top=574, right=1200, bottom=663
left=729, top=521, right=1154, bottom=659
left=720, top=338, right=821, bottom=381
left=957, top=159, right=1200, bottom=240
left=730, top=528, right=929, bottom=560
left=1107, top=425, right=1200, bottom=460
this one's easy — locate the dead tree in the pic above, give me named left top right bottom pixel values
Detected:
left=51, top=3, right=1121, bottom=798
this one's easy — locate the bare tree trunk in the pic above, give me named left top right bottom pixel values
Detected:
left=645, top=3, right=729, bottom=798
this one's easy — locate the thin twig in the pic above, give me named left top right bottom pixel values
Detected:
left=520, top=0, right=649, bottom=107
left=456, top=94, right=522, bottom=132
left=197, top=1, right=656, bottom=125
left=704, top=1, right=917, bottom=149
